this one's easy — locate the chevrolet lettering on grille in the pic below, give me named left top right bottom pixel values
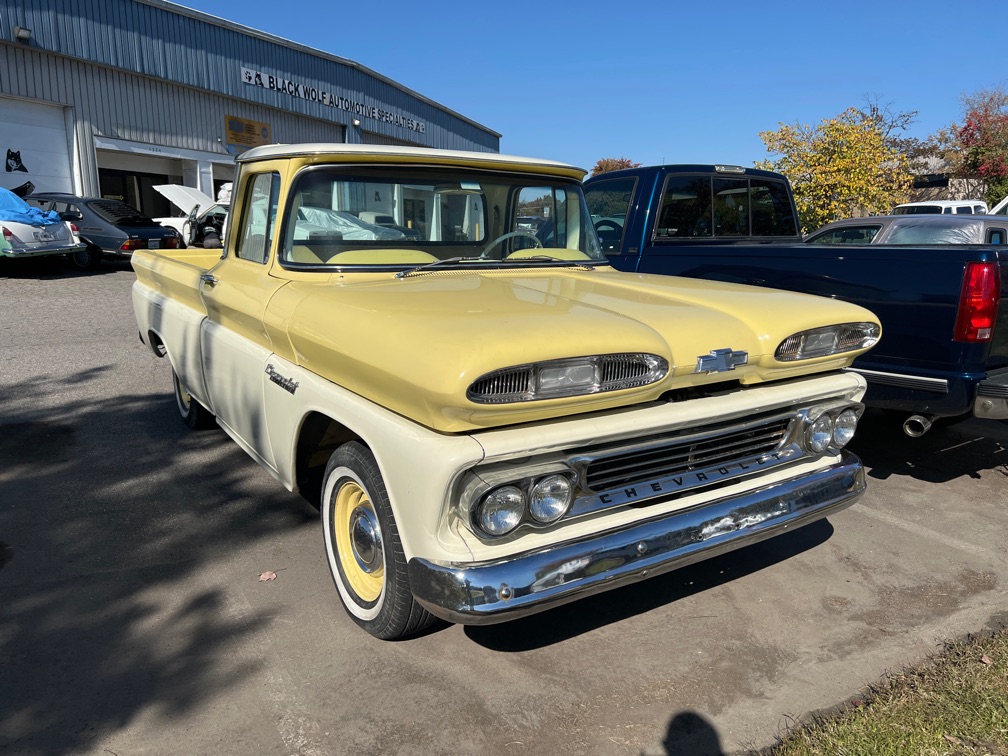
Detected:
left=695, top=348, right=748, bottom=374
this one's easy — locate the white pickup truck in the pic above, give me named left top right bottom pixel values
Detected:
left=131, top=143, right=881, bottom=639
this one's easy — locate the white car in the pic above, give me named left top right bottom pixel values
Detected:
left=0, top=187, right=86, bottom=266
left=154, top=184, right=229, bottom=248
left=892, top=199, right=988, bottom=215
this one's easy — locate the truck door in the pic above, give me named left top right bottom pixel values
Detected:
left=198, top=170, right=284, bottom=470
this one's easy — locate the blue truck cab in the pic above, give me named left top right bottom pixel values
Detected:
left=584, top=164, right=1008, bottom=435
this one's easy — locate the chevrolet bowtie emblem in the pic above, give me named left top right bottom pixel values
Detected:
left=695, top=348, right=748, bottom=374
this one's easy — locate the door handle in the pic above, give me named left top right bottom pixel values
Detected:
left=200, top=272, right=219, bottom=286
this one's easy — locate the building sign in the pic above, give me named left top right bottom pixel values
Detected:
left=225, top=115, right=271, bottom=155
left=241, top=67, right=427, bottom=134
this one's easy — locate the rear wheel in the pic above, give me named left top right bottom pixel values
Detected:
left=69, top=243, right=101, bottom=271
left=321, top=441, right=436, bottom=639
left=172, top=369, right=216, bottom=430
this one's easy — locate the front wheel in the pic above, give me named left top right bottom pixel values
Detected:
left=172, top=369, right=216, bottom=430
left=321, top=442, right=436, bottom=639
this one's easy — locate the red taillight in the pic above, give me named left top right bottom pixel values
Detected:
left=954, top=261, right=1001, bottom=342
left=120, top=239, right=139, bottom=251
left=164, top=236, right=178, bottom=249
left=2, top=226, right=12, bottom=241
left=70, top=223, right=79, bottom=234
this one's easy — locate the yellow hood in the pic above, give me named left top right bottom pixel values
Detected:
left=271, top=267, right=879, bottom=432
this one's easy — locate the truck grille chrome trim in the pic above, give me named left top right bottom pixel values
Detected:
left=567, top=412, right=798, bottom=515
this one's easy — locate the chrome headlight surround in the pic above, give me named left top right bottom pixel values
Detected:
left=467, top=353, right=669, bottom=404
left=801, top=402, right=865, bottom=454
left=470, top=470, right=577, bottom=538
left=775, top=322, right=880, bottom=362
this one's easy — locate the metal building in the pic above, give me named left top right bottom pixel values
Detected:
left=0, top=0, right=500, bottom=217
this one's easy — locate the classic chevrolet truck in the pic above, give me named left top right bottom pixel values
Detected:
left=131, top=144, right=880, bottom=639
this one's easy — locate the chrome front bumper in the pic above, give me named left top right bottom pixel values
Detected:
left=408, top=452, right=865, bottom=625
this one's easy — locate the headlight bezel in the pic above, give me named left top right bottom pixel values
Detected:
left=470, top=470, right=577, bottom=538
left=776, top=322, right=880, bottom=362
left=801, top=402, right=865, bottom=454
left=467, top=353, right=669, bottom=404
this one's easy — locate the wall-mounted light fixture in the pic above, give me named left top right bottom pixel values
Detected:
left=352, top=119, right=361, bottom=127
left=13, top=25, right=32, bottom=43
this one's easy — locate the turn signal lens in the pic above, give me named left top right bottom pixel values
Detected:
left=954, top=262, right=1000, bottom=342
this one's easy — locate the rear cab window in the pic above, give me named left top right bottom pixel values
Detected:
left=654, top=173, right=797, bottom=240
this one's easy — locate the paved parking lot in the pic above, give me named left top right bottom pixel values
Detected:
left=1, top=257, right=1006, bottom=755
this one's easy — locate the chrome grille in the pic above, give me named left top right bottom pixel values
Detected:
left=584, top=416, right=791, bottom=492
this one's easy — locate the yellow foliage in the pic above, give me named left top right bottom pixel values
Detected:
left=758, top=108, right=913, bottom=233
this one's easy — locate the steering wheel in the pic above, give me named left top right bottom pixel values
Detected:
left=594, top=219, right=623, bottom=235
left=480, top=229, right=543, bottom=259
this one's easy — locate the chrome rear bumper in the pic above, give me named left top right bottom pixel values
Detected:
left=409, top=452, right=865, bottom=625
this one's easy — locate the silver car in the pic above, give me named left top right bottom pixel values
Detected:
left=805, top=214, right=1008, bottom=245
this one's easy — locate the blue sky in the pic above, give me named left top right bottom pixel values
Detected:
left=181, top=0, right=1006, bottom=172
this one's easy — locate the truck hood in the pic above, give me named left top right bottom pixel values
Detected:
left=276, top=267, right=879, bottom=432
left=153, top=184, right=215, bottom=217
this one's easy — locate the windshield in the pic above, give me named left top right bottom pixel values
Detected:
left=279, top=166, right=604, bottom=267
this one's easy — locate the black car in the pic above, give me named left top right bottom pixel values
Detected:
left=25, top=193, right=179, bottom=269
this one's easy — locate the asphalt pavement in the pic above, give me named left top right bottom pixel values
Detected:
left=1, top=256, right=1006, bottom=755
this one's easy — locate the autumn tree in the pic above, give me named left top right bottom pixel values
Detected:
left=590, top=157, right=641, bottom=176
left=953, top=87, right=1008, bottom=206
left=757, top=107, right=913, bottom=233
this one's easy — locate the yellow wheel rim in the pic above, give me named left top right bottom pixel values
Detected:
left=333, top=480, right=384, bottom=603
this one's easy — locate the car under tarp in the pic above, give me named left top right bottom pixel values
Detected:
left=0, top=187, right=61, bottom=226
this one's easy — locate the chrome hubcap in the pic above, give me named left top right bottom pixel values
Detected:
left=349, top=505, right=382, bottom=573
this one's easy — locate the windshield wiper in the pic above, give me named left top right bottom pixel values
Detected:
left=503, top=255, right=598, bottom=269
left=395, top=256, right=478, bottom=279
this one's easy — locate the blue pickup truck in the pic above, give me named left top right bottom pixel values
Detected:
left=583, top=164, right=1008, bottom=436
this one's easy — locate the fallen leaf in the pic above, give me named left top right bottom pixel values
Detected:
left=259, top=570, right=277, bottom=582
left=981, top=654, right=993, bottom=666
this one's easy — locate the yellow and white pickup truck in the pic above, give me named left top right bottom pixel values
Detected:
left=131, top=144, right=881, bottom=639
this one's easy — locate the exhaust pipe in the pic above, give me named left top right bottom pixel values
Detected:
left=903, top=414, right=936, bottom=437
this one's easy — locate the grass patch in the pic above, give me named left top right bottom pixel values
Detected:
left=764, top=624, right=1008, bottom=755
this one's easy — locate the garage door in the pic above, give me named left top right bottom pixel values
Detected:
left=0, top=96, right=73, bottom=194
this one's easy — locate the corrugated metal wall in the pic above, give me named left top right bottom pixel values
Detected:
left=0, top=0, right=500, bottom=193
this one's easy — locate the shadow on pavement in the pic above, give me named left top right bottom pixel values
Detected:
left=0, top=382, right=315, bottom=753
left=659, top=710, right=725, bottom=756
left=465, top=519, right=834, bottom=651
left=850, top=408, right=1008, bottom=482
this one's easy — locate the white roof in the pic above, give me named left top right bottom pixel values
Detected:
left=235, top=143, right=585, bottom=175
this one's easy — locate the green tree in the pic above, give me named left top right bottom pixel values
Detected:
left=757, top=107, right=913, bottom=233
left=590, top=157, right=641, bottom=177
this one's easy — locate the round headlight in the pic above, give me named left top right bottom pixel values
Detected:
left=832, top=409, right=859, bottom=448
left=808, top=414, right=835, bottom=453
left=528, top=474, right=573, bottom=523
left=477, top=486, right=525, bottom=536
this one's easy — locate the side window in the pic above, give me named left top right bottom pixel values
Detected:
left=750, top=179, right=798, bottom=236
left=235, top=172, right=280, bottom=263
left=655, top=176, right=712, bottom=238
left=584, top=177, right=635, bottom=253
left=987, top=228, right=1005, bottom=245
